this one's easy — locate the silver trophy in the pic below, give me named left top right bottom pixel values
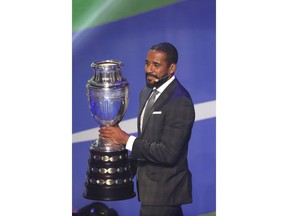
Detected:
left=83, top=60, right=135, bottom=200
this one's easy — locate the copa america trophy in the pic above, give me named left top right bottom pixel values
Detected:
left=83, top=60, right=136, bottom=200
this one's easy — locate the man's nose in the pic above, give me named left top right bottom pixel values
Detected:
left=146, top=64, right=154, bottom=73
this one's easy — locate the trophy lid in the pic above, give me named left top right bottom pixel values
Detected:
left=88, top=59, right=128, bottom=88
left=90, top=59, right=123, bottom=68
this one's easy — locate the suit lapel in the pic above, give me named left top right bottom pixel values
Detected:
left=139, top=88, right=152, bottom=114
left=138, top=87, right=153, bottom=134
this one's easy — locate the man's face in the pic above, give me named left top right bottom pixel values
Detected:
left=145, top=50, right=170, bottom=88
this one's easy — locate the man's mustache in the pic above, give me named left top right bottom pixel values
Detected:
left=145, top=73, right=158, bottom=79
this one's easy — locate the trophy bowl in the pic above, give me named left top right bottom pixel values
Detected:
left=83, top=60, right=136, bottom=200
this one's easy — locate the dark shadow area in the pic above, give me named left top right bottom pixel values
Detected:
left=73, top=202, right=118, bottom=216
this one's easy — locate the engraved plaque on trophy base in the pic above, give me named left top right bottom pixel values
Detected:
left=83, top=146, right=136, bottom=200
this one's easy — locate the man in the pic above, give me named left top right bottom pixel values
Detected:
left=99, top=42, right=195, bottom=216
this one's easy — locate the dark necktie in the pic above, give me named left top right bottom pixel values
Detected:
left=142, top=89, right=159, bottom=127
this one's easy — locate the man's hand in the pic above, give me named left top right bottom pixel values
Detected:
left=99, top=126, right=129, bottom=145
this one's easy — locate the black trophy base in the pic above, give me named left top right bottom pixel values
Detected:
left=83, top=148, right=136, bottom=201
left=83, top=181, right=135, bottom=201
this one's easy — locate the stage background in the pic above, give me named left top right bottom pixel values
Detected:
left=72, top=0, right=216, bottom=215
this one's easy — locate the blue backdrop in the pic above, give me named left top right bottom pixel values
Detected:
left=73, top=0, right=216, bottom=215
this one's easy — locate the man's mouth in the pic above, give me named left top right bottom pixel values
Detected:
left=146, top=73, right=158, bottom=79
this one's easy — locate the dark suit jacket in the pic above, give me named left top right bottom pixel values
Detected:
left=130, top=78, right=195, bottom=206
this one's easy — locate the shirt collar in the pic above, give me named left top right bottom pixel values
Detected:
left=154, top=75, right=175, bottom=94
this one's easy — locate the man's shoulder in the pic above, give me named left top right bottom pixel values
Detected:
left=140, top=86, right=152, bottom=95
left=174, top=79, right=191, bottom=96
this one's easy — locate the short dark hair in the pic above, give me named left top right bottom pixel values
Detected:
left=150, top=42, right=178, bottom=66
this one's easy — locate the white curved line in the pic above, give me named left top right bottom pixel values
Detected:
left=72, top=100, right=216, bottom=144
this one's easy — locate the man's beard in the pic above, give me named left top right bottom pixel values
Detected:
left=145, top=73, right=169, bottom=89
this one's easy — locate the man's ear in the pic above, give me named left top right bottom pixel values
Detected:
left=169, top=63, right=176, bottom=75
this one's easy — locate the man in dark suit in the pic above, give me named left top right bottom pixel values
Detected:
left=99, top=42, right=195, bottom=216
